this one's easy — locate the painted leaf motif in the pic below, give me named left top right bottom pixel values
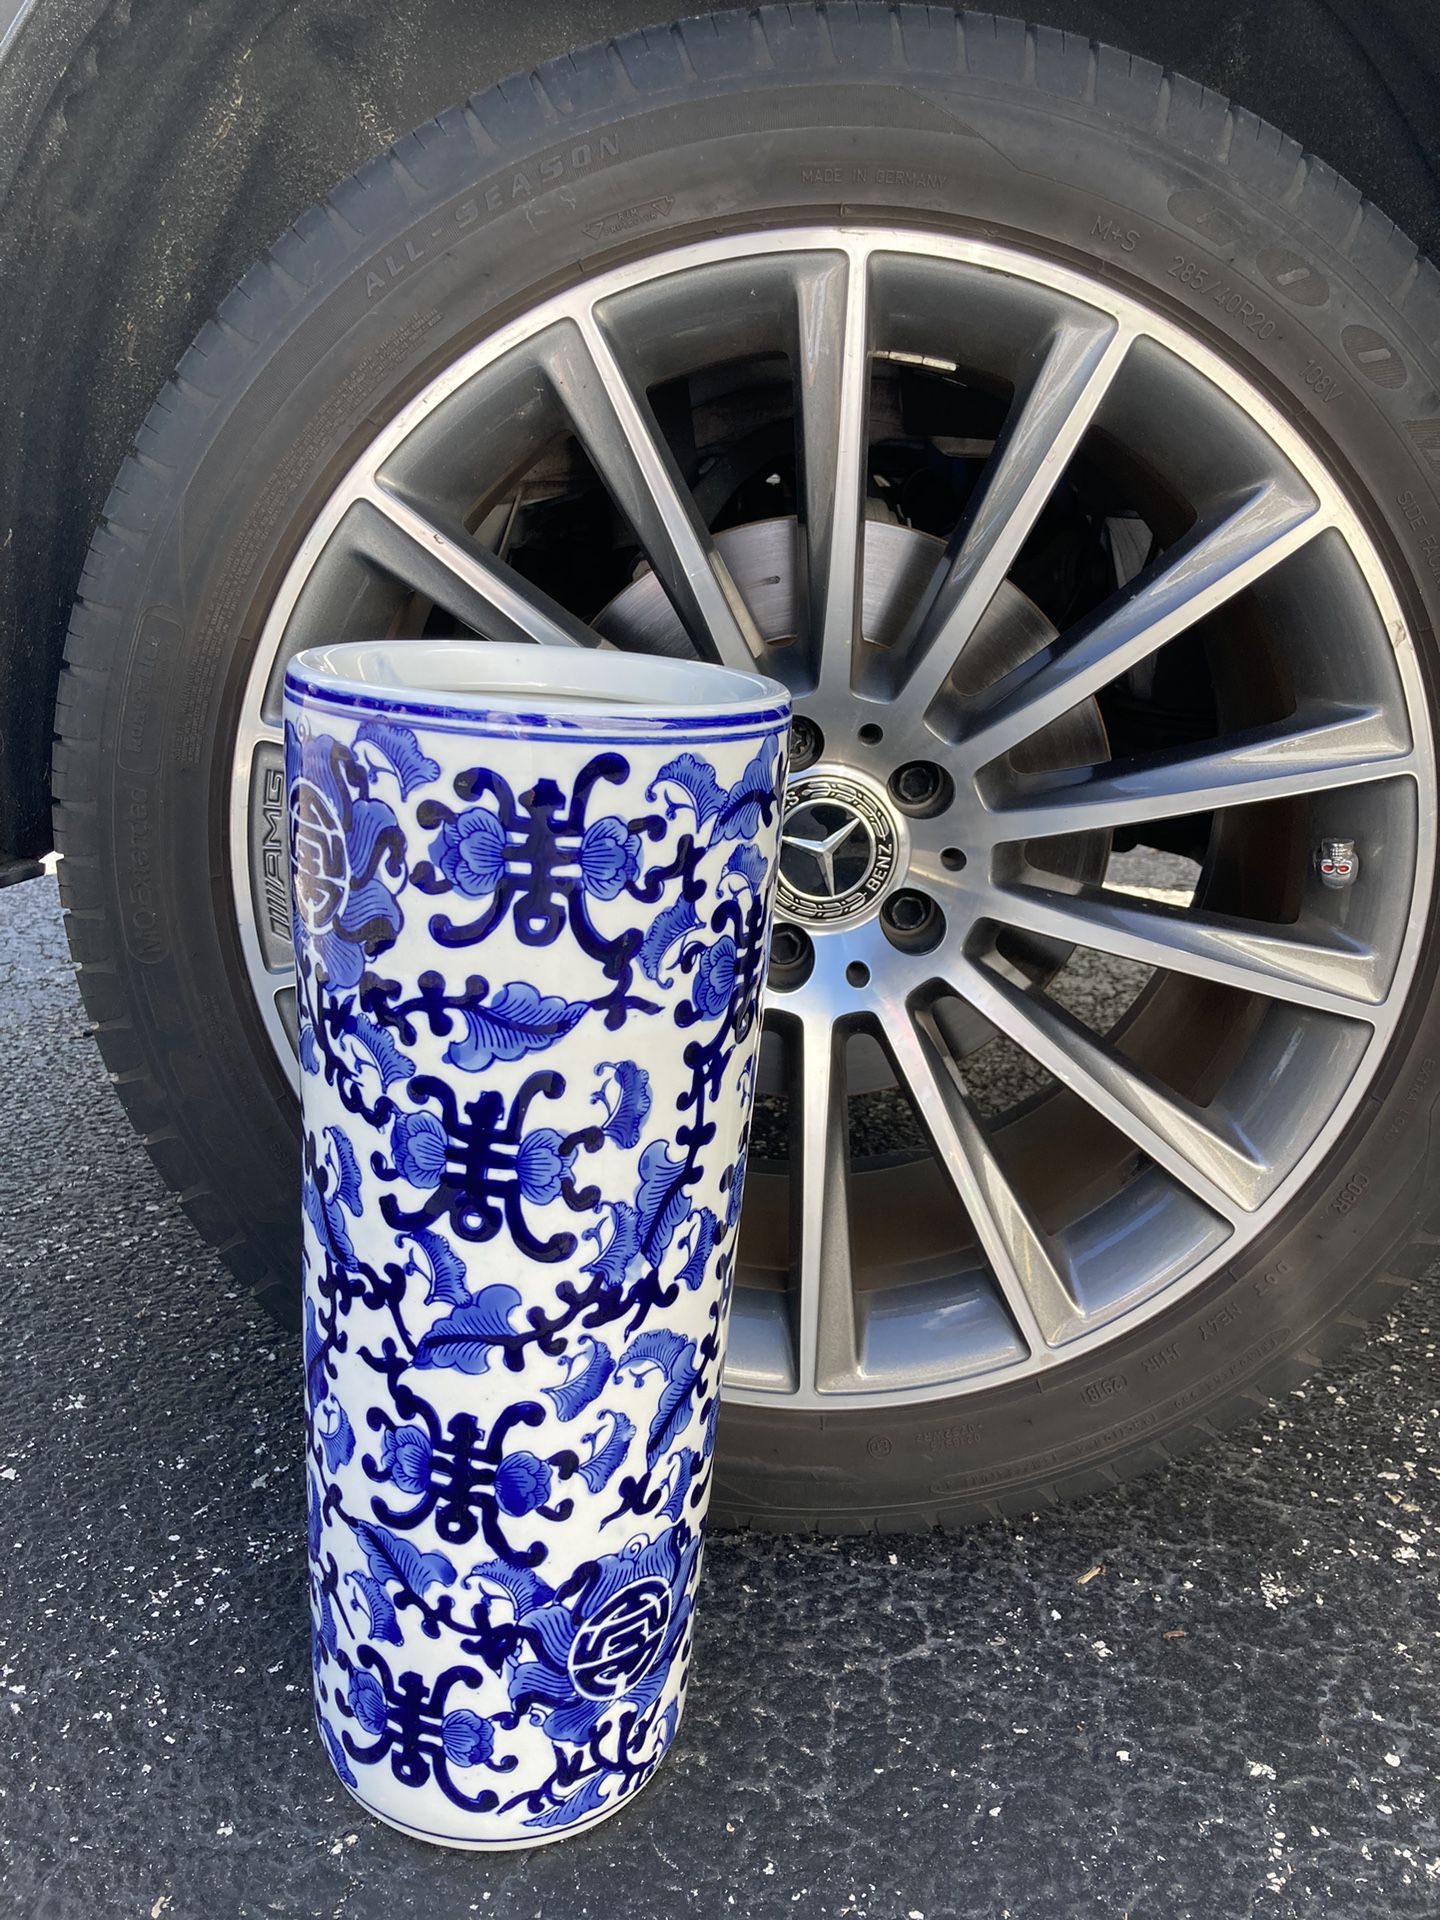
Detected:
left=592, top=1060, right=652, bottom=1150
left=444, top=981, right=589, bottom=1073
left=350, top=1012, right=414, bottom=1089
left=723, top=841, right=769, bottom=892
left=621, top=1327, right=692, bottom=1377
left=315, top=1586, right=339, bottom=1659
left=353, top=719, right=441, bottom=798
left=356, top=1520, right=456, bottom=1598
left=406, top=1227, right=470, bottom=1307
left=525, top=1770, right=613, bottom=1832
left=648, top=751, right=725, bottom=825
left=302, top=1299, right=328, bottom=1411
left=714, top=735, right=780, bottom=842
left=634, top=1139, right=693, bottom=1260
left=660, top=1450, right=696, bottom=1522
left=412, top=1284, right=523, bottom=1373
left=326, top=1127, right=363, bottom=1216
left=320, top=1717, right=358, bottom=1788
left=543, top=1337, right=615, bottom=1422
left=577, top=1410, right=635, bottom=1494
left=461, top=1559, right=552, bottom=1617
left=581, top=1202, right=643, bottom=1291
left=621, top=1329, right=702, bottom=1466
left=637, top=895, right=698, bottom=984
left=347, top=1571, right=401, bottom=1645
left=306, top=1470, right=324, bottom=1562
left=675, top=1207, right=720, bottom=1292
left=646, top=1358, right=704, bottom=1467
left=726, top=1144, right=750, bottom=1229
left=298, top=1018, right=321, bottom=1077
left=305, top=1145, right=358, bottom=1265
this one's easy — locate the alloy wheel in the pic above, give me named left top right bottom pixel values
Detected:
left=230, top=227, right=1433, bottom=1409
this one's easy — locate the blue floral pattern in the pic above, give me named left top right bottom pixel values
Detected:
left=285, top=678, right=786, bottom=1847
left=289, top=732, right=408, bottom=990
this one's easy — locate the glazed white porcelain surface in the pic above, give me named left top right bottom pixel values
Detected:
left=285, top=640, right=789, bottom=1845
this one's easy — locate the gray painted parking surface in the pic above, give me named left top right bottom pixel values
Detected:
left=1, top=873, right=1437, bottom=1918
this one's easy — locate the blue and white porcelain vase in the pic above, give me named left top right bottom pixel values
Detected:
left=284, top=639, right=789, bottom=1848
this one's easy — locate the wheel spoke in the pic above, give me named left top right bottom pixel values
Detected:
left=883, top=1006, right=1082, bottom=1354
left=896, top=316, right=1130, bottom=716
left=785, top=1014, right=858, bottom=1395
left=541, top=314, right=765, bottom=671
left=794, top=251, right=872, bottom=699
left=986, top=880, right=1386, bottom=1017
left=350, top=486, right=595, bottom=646
left=947, top=954, right=1268, bottom=1218
left=981, top=704, right=1411, bottom=839
left=958, top=483, right=1326, bottom=771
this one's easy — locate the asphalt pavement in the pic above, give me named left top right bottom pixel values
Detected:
left=1, top=872, right=1438, bottom=1919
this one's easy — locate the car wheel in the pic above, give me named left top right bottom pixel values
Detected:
left=54, top=6, right=1440, bottom=1530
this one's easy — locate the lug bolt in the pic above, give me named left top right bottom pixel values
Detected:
left=882, top=889, right=931, bottom=933
left=889, top=759, right=953, bottom=816
left=789, top=716, right=823, bottom=770
left=770, top=924, right=811, bottom=970
left=893, top=761, right=943, bottom=806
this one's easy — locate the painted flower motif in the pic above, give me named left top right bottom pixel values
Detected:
left=578, top=816, right=641, bottom=900
left=391, top=1110, right=450, bottom=1189
left=431, top=806, right=508, bottom=898
left=494, top=1450, right=554, bottom=1517
left=691, top=936, right=738, bottom=1020
left=515, top=1128, right=573, bottom=1205
left=379, top=1423, right=433, bottom=1497
left=287, top=729, right=405, bottom=989
left=441, top=1708, right=495, bottom=1769
left=507, top=1528, right=700, bottom=1748
left=349, top=1668, right=388, bottom=1737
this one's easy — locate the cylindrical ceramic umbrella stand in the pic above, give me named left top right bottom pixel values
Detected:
left=285, top=639, right=789, bottom=1847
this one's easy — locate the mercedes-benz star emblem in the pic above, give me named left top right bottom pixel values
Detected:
left=775, top=773, right=899, bottom=926
left=781, top=802, right=875, bottom=898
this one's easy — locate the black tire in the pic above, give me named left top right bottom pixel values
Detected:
left=55, top=5, right=1440, bottom=1531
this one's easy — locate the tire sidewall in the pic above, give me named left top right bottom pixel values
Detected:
left=85, top=56, right=1440, bottom=1523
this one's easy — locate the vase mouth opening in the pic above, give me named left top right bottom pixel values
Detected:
left=284, top=638, right=790, bottom=725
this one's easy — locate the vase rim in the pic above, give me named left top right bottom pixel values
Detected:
left=285, top=639, right=791, bottom=727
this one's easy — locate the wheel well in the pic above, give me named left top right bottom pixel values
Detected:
left=3, top=0, right=1439, bottom=868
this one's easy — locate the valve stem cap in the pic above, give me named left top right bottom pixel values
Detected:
left=1316, top=838, right=1360, bottom=889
